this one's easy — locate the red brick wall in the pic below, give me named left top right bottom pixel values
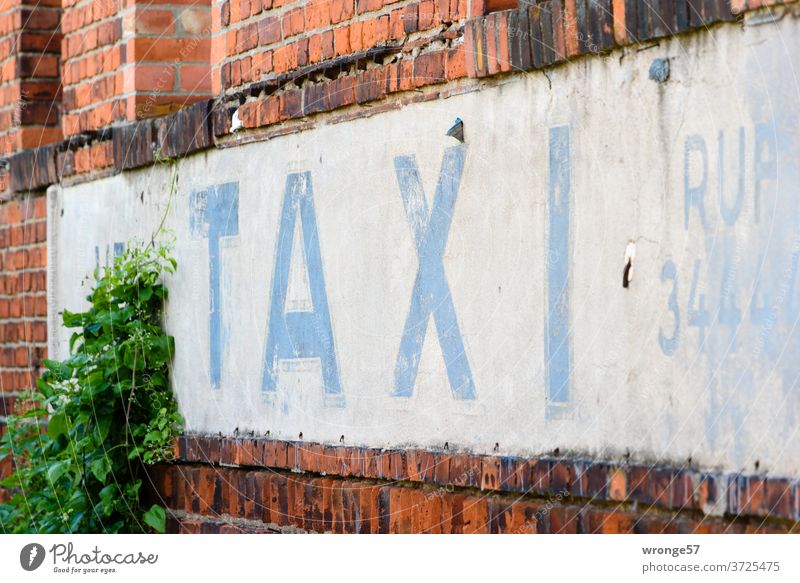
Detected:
left=0, top=0, right=62, bottom=158
left=0, top=193, right=47, bottom=500
left=3, top=0, right=800, bottom=532
left=61, top=0, right=212, bottom=136
left=211, top=0, right=474, bottom=96
left=145, top=436, right=800, bottom=533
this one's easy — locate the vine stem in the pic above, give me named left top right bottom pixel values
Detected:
left=124, top=345, right=138, bottom=449
left=148, top=163, right=178, bottom=251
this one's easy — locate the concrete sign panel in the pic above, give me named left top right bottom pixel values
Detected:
left=49, top=17, right=800, bottom=475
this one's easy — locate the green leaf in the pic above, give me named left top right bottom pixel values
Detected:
left=47, top=460, right=70, bottom=483
left=36, top=376, right=54, bottom=398
left=47, top=413, right=68, bottom=439
left=62, top=309, right=83, bottom=328
left=85, top=322, right=102, bottom=335
left=95, top=415, right=112, bottom=443
left=43, top=358, right=72, bottom=381
left=89, top=456, right=112, bottom=483
left=142, top=504, right=166, bottom=533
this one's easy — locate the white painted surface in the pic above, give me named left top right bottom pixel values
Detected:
left=49, top=16, right=800, bottom=475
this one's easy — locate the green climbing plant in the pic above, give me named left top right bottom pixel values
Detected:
left=0, top=236, right=182, bottom=533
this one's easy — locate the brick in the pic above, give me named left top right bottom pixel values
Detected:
left=413, top=51, right=446, bottom=87
left=329, top=75, right=355, bottom=109
left=483, top=0, right=518, bottom=9
left=17, top=54, right=59, bottom=78
left=308, top=33, right=325, bottom=63
left=480, top=455, right=500, bottom=491
left=550, top=505, right=580, bottom=533
left=180, top=65, right=211, bottom=92
left=610, top=0, right=627, bottom=44
left=509, top=7, right=532, bottom=71
left=608, top=467, right=627, bottom=501
left=638, top=0, right=656, bottom=39
left=672, top=470, right=695, bottom=509
left=575, top=0, right=590, bottom=54
left=765, top=478, right=793, bottom=519
left=361, top=449, right=379, bottom=479
left=462, top=496, right=489, bottom=533
left=417, top=450, right=437, bottom=483
left=127, top=38, right=210, bottom=63
left=591, top=0, right=614, bottom=49
left=562, top=0, right=579, bottom=57
left=330, top=0, right=355, bottom=23
left=331, top=481, right=347, bottom=533
left=701, top=0, right=720, bottom=25
left=496, top=10, right=511, bottom=72
left=272, top=44, right=297, bottom=73
left=258, top=17, right=282, bottom=46
left=741, top=475, right=768, bottom=516
left=658, top=0, right=677, bottom=34
left=414, top=0, right=431, bottom=29
left=550, top=461, right=570, bottom=493
left=389, top=8, right=404, bottom=38
left=282, top=7, right=305, bottom=38
left=432, top=452, right=451, bottom=486
left=482, top=14, right=497, bottom=76
left=629, top=465, right=654, bottom=504
left=238, top=22, right=259, bottom=52
left=623, top=0, right=639, bottom=41
left=296, top=38, right=309, bottom=67
left=358, top=0, right=383, bottom=14
left=180, top=8, right=212, bottom=35
left=133, top=9, right=176, bottom=35
left=332, top=445, right=352, bottom=476
left=530, top=459, right=550, bottom=491
left=349, top=21, right=364, bottom=50
left=348, top=447, right=367, bottom=477
left=730, top=0, right=747, bottom=14
left=584, top=463, right=609, bottom=499
left=333, top=25, right=351, bottom=56
left=388, top=488, right=409, bottom=533
left=539, top=2, right=557, bottom=65
left=221, top=1, right=231, bottom=26
left=403, top=3, right=419, bottom=34
left=651, top=468, right=674, bottom=507
left=463, top=19, right=478, bottom=78
left=498, top=457, right=521, bottom=492
left=306, top=479, right=324, bottom=531
left=361, top=15, right=389, bottom=47
left=125, top=64, right=175, bottom=92
left=320, top=30, right=334, bottom=60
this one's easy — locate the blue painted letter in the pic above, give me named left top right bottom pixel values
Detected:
left=392, top=145, right=476, bottom=400
left=190, top=182, right=239, bottom=390
left=684, top=134, right=708, bottom=230
left=546, top=125, right=571, bottom=412
left=262, top=172, right=343, bottom=400
left=95, top=242, right=125, bottom=269
left=718, top=128, right=745, bottom=226
left=753, top=122, right=777, bottom=224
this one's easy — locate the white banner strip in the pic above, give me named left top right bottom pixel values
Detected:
left=1, top=534, right=798, bottom=582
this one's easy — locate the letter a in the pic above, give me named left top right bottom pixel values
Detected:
left=261, top=172, right=343, bottom=402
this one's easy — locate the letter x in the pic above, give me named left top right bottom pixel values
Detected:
left=392, top=145, right=476, bottom=400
